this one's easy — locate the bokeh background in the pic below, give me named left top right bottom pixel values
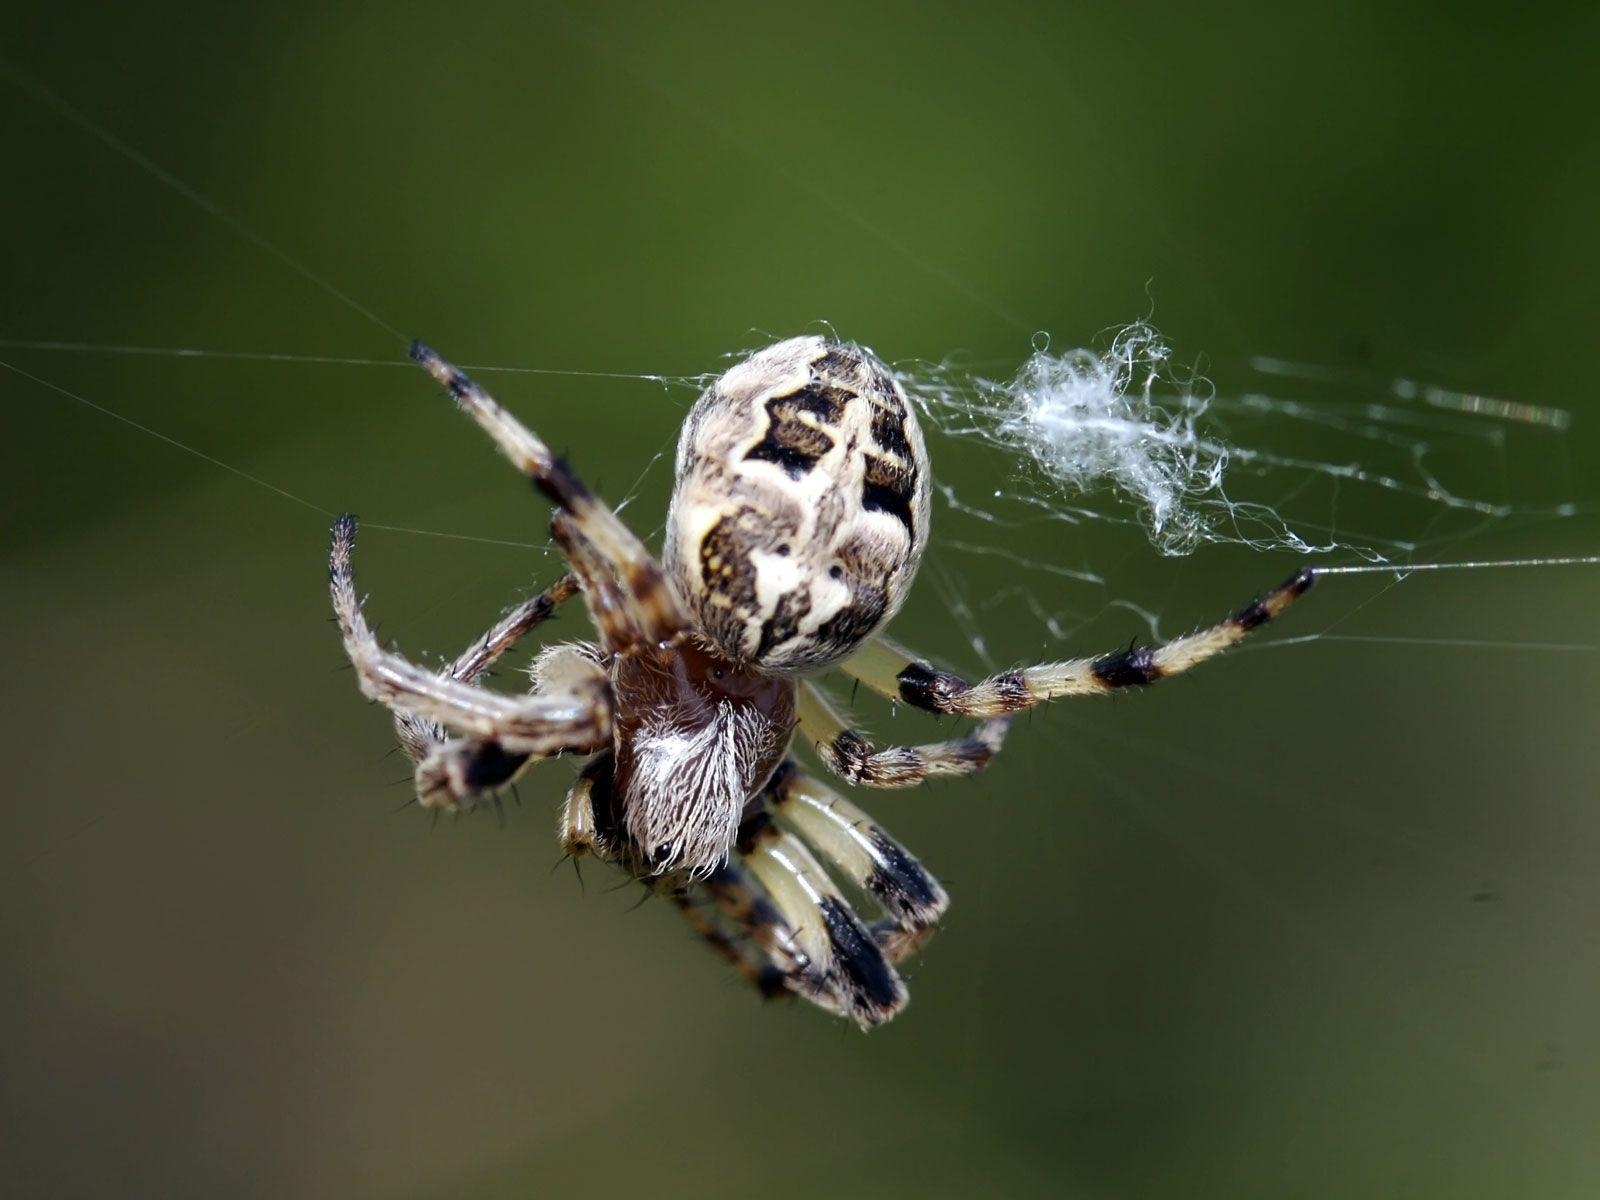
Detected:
left=4, top=3, right=1599, bottom=1196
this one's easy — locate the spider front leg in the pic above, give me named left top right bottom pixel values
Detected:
left=394, top=571, right=579, bottom=764
left=409, top=342, right=691, bottom=653
left=410, top=641, right=603, bottom=813
left=838, top=568, right=1316, bottom=717
left=796, top=681, right=1010, bottom=788
left=330, top=516, right=610, bottom=806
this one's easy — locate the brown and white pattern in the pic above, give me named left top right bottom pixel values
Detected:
left=327, top=337, right=1314, bottom=1029
left=663, top=336, right=931, bottom=673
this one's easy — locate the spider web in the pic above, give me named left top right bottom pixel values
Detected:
left=5, top=22, right=1600, bottom=1196
left=909, top=320, right=1579, bottom=560
left=1, top=43, right=1593, bottom=671
left=0, top=32, right=1595, bottom=859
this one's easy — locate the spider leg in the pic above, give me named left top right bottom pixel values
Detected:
left=762, top=762, right=948, bottom=964
left=661, top=857, right=835, bottom=1007
left=444, top=574, right=580, bottom=682
left=664, top=884, right=790, bottom=1000
left=409, top=341, right=690, bottom=652
left=699, top=859, right=828, bottom=998
left=838, top=569, right=1315, bottom=717
left=560, top=760, right=824, bottom=1010
left=547, top=512, right=649, bottom=652
left=405, top=637, right=600, bottom=813
left=331, top=515, right=610, bottom=757
left=796, top=681, right=1009, bottom=788
left=394, top=572, right=580, bottom=763
left=737, top=810, right=908, bottom=1027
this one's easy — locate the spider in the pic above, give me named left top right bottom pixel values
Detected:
left=329, top=335, right=1313, bottom=1028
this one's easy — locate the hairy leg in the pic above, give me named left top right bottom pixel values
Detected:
left=762, top=761, right=948, bottom=963
left=840, top=569, right=1314, bottom=716
left=410, top=342, right=689, bottom=652
left=331, top=515, right=609, bottom=756
left=796, top=681, right=1008, bottom=788
left=738, top=810, right=908, bottom=1027
left=664, top=884, right=790, bottom=1000
left=394, top=572, right=579, bottom=763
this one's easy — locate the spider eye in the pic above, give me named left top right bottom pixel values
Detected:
left=776, top=544, right=791, bottom=557
left=829, top=564, right=845, bottom=580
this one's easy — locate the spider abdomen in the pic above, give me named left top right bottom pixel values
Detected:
left=663, top=336, right=931, bottom=673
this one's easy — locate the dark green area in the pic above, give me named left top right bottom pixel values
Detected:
left=3, top=3, right=1598, bottom=1196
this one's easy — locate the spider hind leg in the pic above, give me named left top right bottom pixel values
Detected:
left=559, top=753, right=838, bottom=1014
left=738, top=810, right=909, bottom=1027
left=662, top=765, right=952, bottom=1027
left=665, top=885, right=790, bottom=1000
left=763, top=762, right=949, bottom=964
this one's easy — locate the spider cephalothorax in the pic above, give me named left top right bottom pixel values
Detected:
left=330, top=336, right=1313, bottom=1027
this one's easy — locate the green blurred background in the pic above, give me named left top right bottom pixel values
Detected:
left=4, top=3, right=1599, bottom=1196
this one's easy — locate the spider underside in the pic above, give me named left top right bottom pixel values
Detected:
left=330, top=335, right=1312, bottom=1028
